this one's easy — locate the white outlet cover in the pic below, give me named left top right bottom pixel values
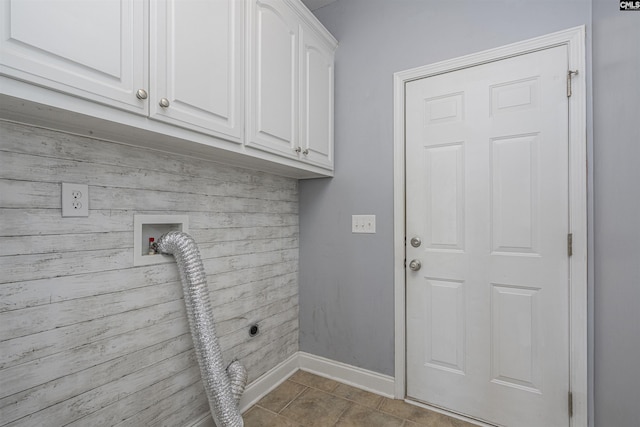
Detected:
left=61, top=183, right=89, bottom=217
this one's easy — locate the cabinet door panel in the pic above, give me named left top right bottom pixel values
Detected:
left=300, top=26, right=333, bottom=169
left=150, top=0, right=243, bottom=141
left=247, top=0, right=298, bottom=156
left=0, top=0, right=147, bottom=114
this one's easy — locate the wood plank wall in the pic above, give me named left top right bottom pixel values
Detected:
left=0, top=121, right=299, bottom=426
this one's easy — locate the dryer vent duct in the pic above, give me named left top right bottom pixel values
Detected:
left=157, top=231, right=246, bottom=427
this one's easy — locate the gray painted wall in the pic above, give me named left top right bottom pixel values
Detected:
left=301, top=0, right=591, bottom=375
left=300, top=0, right=633, bottom=426
left=0, top=122, right=299, bottom=425
left=592, top=1, right=640, bottom=426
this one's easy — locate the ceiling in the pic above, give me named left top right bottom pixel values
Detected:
left=301, top=0, right=338, bottom=11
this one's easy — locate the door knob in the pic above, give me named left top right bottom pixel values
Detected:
left=409, top=259, right=422, bottom=271
left=136, top=89, right=148, bottom=100
left=410, top=236, right=422, bottom=248
left=159, top=98, right=170, bottom=108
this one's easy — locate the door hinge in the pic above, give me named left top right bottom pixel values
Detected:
left=568, top=391, right=574, bottom=417
left=567, top=70, right=578, bottom=97
left=568, top=233, right=573, bottom=257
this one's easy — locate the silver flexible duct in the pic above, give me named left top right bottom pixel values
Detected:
left=157, top=231, right=247, bottom=427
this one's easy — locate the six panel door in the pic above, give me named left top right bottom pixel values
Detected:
left=405, top=46, right=570, bottom=427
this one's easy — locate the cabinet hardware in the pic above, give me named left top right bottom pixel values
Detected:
left=136, top=89, right=148, bottom=100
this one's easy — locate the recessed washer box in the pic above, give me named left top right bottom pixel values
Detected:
left=134, top=215, right=189, bottom=266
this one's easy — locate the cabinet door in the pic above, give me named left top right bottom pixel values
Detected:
left=247, top=0, right=299, bottom=157
left=150, top=0, right=243, bottom=142
left=300, top=25, right=334, bottom=169
left=0, top=0, right=147, bottom=115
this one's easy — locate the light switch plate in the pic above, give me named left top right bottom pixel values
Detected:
left=352, top=215, right=376, bottom=233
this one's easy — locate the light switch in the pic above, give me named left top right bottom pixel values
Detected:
left=352, top=215, right=376, bottom=233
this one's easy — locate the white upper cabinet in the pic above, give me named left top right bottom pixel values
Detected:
left=150, top=0, right=244, bottom=142
left=246, top=0, right=300, bottom=157
left=0, top=0, right=337, bottom=178
left=300, top=23, right=334, bottom=169
left=0, top=0, right=148, bottom=115
left=247, top=0, right=336, bottom=169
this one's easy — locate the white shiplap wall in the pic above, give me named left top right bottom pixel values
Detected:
left=0, top=121, right=299, bottom=426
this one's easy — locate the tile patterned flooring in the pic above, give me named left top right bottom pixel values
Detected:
left=243, top=370, right=478, bottom=427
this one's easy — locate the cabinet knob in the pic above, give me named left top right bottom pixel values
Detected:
left=302, top=149, right=309, bottom=156
left=136, top=89, right=148, bottom=100
left=294, top=147, right=302, bottom=153
left=159, top=98, right=170, bottom=108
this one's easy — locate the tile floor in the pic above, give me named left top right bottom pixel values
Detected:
left=243, top=370, right=478, bottom=427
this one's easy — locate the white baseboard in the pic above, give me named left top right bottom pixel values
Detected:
left=187, top=351, right=395, bottom=426
left=238, top=352, right=299, bottom=412
left=297, top=352, right=395, bottom=398
left=188, top=353, right=299, bottom=427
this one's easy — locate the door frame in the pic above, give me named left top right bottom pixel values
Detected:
left=392, top=26, right=587, bottom=426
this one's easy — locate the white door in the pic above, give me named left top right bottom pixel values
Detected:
left=150, top=0, right=244, bottom=142
left=0, top=0, right=147, bottom=115
left=406, top=46, right=570, bottom=427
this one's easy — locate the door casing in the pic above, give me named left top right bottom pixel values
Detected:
left=392, top=26, right=587, bottom=426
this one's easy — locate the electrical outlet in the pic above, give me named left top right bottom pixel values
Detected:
left=62, top=183, right=89, bottom=217
left=352, top=215, right=376, bottom=233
